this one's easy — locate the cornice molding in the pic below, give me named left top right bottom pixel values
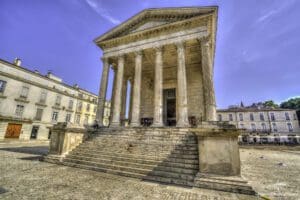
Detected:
left=98, top=14, right=212, bottom=49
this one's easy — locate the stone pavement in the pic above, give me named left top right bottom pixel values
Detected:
left=1, top=143, right=299, bottom=200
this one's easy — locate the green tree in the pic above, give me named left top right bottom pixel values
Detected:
left=280, top=97, right=300, bottom=110
left=263, top=100, right=279, bottom=108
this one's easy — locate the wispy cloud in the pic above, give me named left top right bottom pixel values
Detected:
left=257, top=0, right=296, bottom=23
left=85, top=0, right=120, bottom=25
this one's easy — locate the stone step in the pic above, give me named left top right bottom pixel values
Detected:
left=71, top=148, right=199, bottom=160
left=66, top=154, right=198, bottom=174
left=84, top=140, right=198, bottom=149
left=77, top=144, right=198, bottom=155
left=63, top=158, right=196, bottom=181
left=69, top=151, right=199, bottom=165
left=61, top=160, right=194, bottom=187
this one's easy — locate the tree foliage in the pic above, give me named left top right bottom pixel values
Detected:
left=263, top=100, right=279, bottom=108
left=280, top=97, right=300, bottom=110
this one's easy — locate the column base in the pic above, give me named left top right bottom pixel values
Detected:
left=151, top=123, right=164, bottom=128
left=130, top=122, right=141, bottom=127
left=194, top=173, right=256, bottom=195
left=176, top=122, right=190, bottom=128
left=110, top=122, right=121, bottom=128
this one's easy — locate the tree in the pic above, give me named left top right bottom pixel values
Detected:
left=280, top=98, right=300, bottom=110
left=263, top=100, right=279, bottom=108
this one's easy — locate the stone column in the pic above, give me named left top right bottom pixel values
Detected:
left=96, top=57, right=110, bottom=126
left=176, top=41, right=189, bottom=127
left=201, top=39, right=217, bottom=121
left=121, top=77, right=128, bottom=124
left=111, top=55, right=125, bottom=127
left=131, top=51, right=142, bottom=127
left=152, top=46, right=164, bottom=127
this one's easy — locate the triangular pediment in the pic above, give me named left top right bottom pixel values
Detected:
left=95, top=7, right=218, bottom=43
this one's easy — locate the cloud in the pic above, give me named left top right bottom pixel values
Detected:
left=85, top=0, right=120, bottom=25
left=257, top=0, right=296, bottom=23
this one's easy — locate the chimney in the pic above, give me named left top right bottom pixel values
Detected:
left=14, top=58, right=22, bottom=66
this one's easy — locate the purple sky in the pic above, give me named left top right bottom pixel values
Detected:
left=0, top=0, right=299, bottom=108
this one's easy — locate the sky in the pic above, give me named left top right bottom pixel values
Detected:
left=0, top=0, right=299, bottom=108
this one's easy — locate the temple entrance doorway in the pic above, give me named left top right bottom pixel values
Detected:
left=163, top=89, right=176, bottom=126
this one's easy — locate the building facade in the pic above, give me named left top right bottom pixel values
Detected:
left=217, top=107, right=300, bottom=135
left=95, top=7, right=218, bottom=127
left=0, top=58, right=98, bottom=140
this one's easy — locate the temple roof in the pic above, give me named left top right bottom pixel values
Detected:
left=94, top=6, right=218, bottom=44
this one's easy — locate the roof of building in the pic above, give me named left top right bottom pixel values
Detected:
left=94, top=6, right=218, bottom=44
left=0, top=58, right=97, bottom=97
left=217, top=107, right=295, bottom=112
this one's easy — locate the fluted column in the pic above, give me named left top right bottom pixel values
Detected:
left=96, top=57, right=110, bottom=126
left=111, top=55, right=125, bottom=127
left=131, top=51, right=142, bottom=127
left=201, top=39, right=217, bottom=121
left=176, top=41, right=189, bottom=127
left=152, top=46, right=164, bottom=127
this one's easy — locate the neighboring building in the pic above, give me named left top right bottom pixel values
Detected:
left=0, top=58, right=98, bottom=140
left=217, top=107, right=300, bottom=135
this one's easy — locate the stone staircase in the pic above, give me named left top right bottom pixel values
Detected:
left=56, top=127, right=199, bottom=187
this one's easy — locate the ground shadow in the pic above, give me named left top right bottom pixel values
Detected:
left=0, top=146, right=49, bottom=156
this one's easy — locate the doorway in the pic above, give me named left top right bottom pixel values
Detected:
left=163, top=89, right=176, bottom=126
left=30, top=126, right=39, bottom=139
left=5, top=123, right=22, bottom=138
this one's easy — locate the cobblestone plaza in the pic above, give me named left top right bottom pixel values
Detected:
left=1, top=143, right=299, bottom=200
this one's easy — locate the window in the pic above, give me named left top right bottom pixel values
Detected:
left=35, top=108, right=43, bottom=121
left=0, top=80, right=7, bottom=93
left=272, top=123, right=278, bottom=132
left=15, top=105, right=24, bottom=117
left=68, top=99, right=73, bottom=109
left=294, top=114, right=297, bottom=120
left=20, top=86, right=29, bottom=98
left=77, top=101, right=82, bottom=111
left=218, top=114, right=222, bottom=121
left=250, top=113, right=254, bottom=121
left=251, top=123, right=256, bottom=132
left=270, top=113, right=275, bottom=121
left=240, top=123, right=244, bottom=129
left=287, top=123, right=293, bottom=132
left=75, top=114, right=81, bottom=124
left=239, top=113, right=243, bottom=121
left=229, top=114, right=233, bottom=121
left=52, top=111, right=59, bottom=122
left=260, top=113, right=265, bottom=121
left=78, top=93, right=83, bottom=98
left=86, top=104, right=90, bottom=112
left=285, top=112, right=290, bottom=121
left=65, top=113, right=72, bottom=122
left=84, top=114, right=89, bottom=125
left=55, top=96, right=61, bottom=106
left=39, top=91, right=47, bottom=104
left=261, top=123, right=267, bottom=131
left=93, top=106, right=97, bottom=113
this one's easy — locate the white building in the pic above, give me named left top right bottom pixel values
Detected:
left=217, top=107, right=300, bottom=136
left=0, top=58, right=98, bottom=140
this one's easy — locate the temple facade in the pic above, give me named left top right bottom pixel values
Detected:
left=95, top=7, right=218, bottom=127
